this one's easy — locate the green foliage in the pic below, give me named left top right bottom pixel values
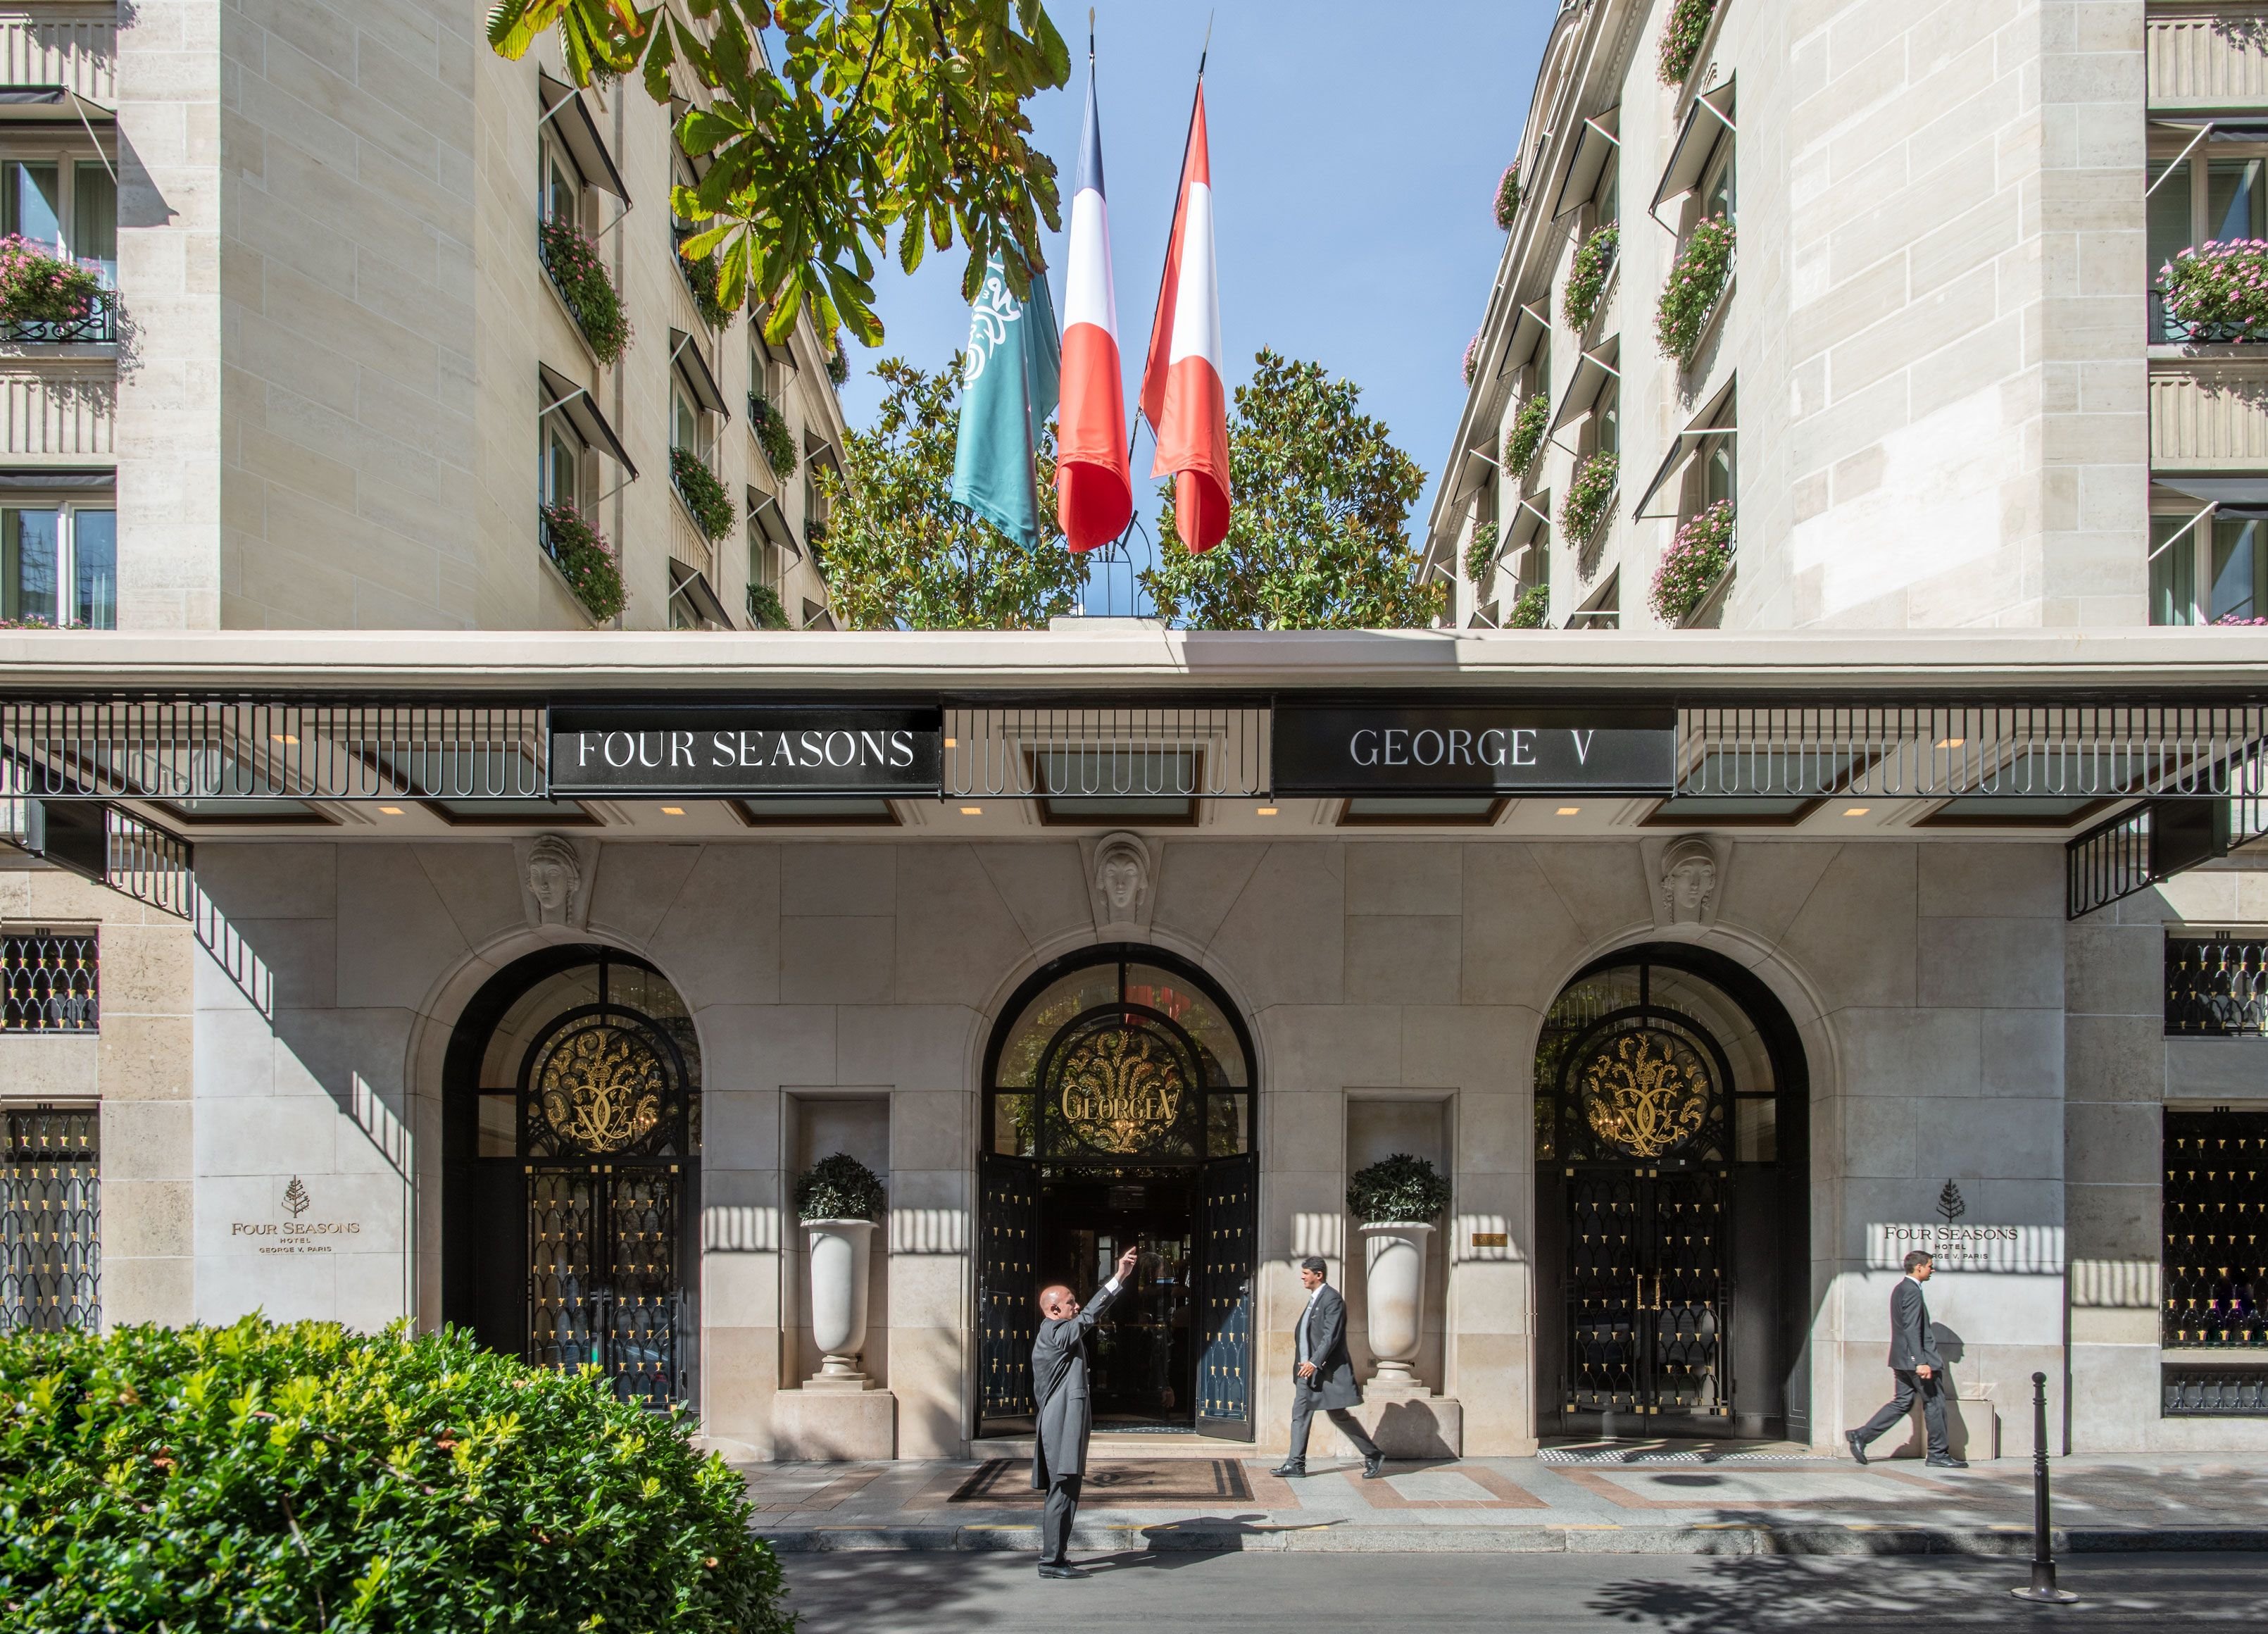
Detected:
left=1658, top=0, right=1721, bottom=85
left=1464, top=519, right=1499, bottom=586
left=1500, top=392, right=1550, bottom=480
left=489, top=1, right=1072, bottom=348
left=1142, top=349, right=1445, bottom=630
left=1648, top=499, right=1733, bottom=625
left=537, top=217, right=631, bottom=364
left=675, top=230, right=737, bottom=330
left=1562, top=223, right=1619, bottom=330
left=1494, top=164, right=1521, bottom=231
left=796, top=1152, right=885, bottom=1221
left=811, top=354, right=1086, bottom=628
left=746, top=581, right=789, bottom=628
left=747, top=389, right=798, bottom=476
left=670, top=444, right=736, bottom=541
left=1560, top=450, right=1619, bottom=545
left=539, top=501, right=626, bottom=620
left=1346, top=1153, right=1451, bottom=1224
left=1505, top=582, right=1550, bottom=629
left=1655, top=216, right=1735, bottom=366
left=0, top=1316, right=788, bottom=1633
left=827, top=337, right=851, bottom=386
left=2161, top=239, right=2268, bottom=341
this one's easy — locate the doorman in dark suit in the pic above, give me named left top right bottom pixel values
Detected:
left=1270, top=1256, right=1385, bottom=1479
left=1847, top=1249, right=1967, bottom=1468
left=1029, top=1243, right=1140, bottom=1579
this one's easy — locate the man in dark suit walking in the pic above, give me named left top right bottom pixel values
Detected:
left=1270, top=1256, right=1385, bottom=1480
left=1846, top=1249, right=1967, bottom=1468
left=1029, top=1242, right=1140, bottom=1580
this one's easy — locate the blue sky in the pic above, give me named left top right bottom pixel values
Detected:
left=833, top=0, right=1556, bottom=613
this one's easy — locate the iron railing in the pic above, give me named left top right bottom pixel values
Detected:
left=944, top=703, right=1273, bottom=801
left=2166, top=937, right=2268, bottom=1037
left=1, top=932, right=96, bottom=1030
left=0, top=287, right=115, bottom=345
left=2164, top=1366, right=2268, bottom=1416
left=1, top=1106, right=99, bottom=1335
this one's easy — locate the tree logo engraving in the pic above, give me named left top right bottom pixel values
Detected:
left=1936, top=1179, right=1967, bottom=1224
left=282, top=1175, right=311, bottom=1218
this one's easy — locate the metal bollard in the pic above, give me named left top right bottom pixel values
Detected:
left=2009, top=1370, right=2077, bottom=1604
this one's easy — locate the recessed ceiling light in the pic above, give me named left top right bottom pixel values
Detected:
left=1556, top=806, right=1581, bottom=816
left=944, top=737, right=958, bottom=748
left=960, top=806, right=982, bottom=816
left=1255, top=806, right=1278, bottom=816
left=271, top=732, right=299, bottom=744
left=1843, top=806, right=1871, bottom=816
left=1936, top=737, right=1965, bottom=749
left=660, top=806, right=686, bottom=816
left=377, top=805, right=404, bottom=816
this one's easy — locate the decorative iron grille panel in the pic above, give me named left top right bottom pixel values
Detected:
left=1, top=1108, right=99, bottom=1333
left=977, top=1152, right=1039, bottom=1419
left=2166, top=938, right=2268, bottom=1037
left=524, top=1163, right=686, bottom=1404
left=944, top=703, right=1270, bottom=799
left=1566, top=1168, right=1643, bottom=1414
left=2164, top=1364, right=2268, bottom=1416
left=1196, top=1154, right=1255, bottom=1438
left=1562, top=1166, right=1729, bottom=1418
left=1, top=289, right=115, bottom=344
left=2069, top=805, right=2153, bottom=918
left=2, top=933, right=96, bottom=1030
left=2162, top=1109, right=2268, bottom=1363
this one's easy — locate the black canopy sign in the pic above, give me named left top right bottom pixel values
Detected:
left=1272, top=704, right=1676, bottom=795
left=549, top=706, right=943, bottom=796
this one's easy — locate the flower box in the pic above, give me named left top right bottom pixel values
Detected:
left=1655, top=217, right=1735, bottom=368
left=2162, top=239, right=2268, bottom=344
left=1560, top=450, right=1619, bottom=545
left=1562, top=224, right=1619, bottom=331
left=1650, top=500, right=1734, bottom=625
left=539, top=501, right=626, bottom=622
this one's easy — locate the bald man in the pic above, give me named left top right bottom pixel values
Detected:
left=1030, top=1243, right=1140, bottom=1579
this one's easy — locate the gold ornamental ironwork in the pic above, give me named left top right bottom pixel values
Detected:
left=1580, top=1029, right=1709, bottom=1158
left=538, top=1021, right=666, bottom=1153
left=1056, top=1025, right=1187, bottom=1153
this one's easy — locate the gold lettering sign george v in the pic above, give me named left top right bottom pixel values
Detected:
left=1056, top=1025, right=1186, bottom=1153
left=539, top=1021, right=665, bottom=1154
left=1581, top=1030, right=1709, bottom=1158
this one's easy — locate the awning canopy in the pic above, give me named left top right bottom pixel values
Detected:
left=2150, top=116, right=2268, bottom=142
left=1631, top=375, right=1736, bottom=519
left=749, top=489, right=800, bottom=556
left=0, top=86, right=113, bottom=125
left=671, top=329, right=732, bottom=419
left=0, top=468, right=113, bottom=494
left=537, top=70, right=630, bottom=203
left=667, top=561, right=737, bottom=630
left=538, top=363, right=637, bottom=478
left=1550, top=106, right=1621, bottom=219
left=1548, top=337, right=1620, bottom=436
left=1650, top=77, right=1736, bottom=222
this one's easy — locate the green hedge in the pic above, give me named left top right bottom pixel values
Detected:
left=0, top=1317, right=789, bottom=1633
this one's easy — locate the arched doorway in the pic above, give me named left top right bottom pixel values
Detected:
left=976, top=946, right=1258, bottom=1441
left=1534, top=944, right=1810, bottom=1440
left=440, top=945, right=701, bottom=1406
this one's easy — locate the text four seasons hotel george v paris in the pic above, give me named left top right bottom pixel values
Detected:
left=9, top=0, right=2268, bottom=1476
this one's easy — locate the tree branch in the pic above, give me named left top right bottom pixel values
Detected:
left=813, top=0, right=897, bottom=161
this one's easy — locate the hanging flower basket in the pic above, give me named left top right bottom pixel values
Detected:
left=1562, top=224, right=1619, bottom=330
left=1655, top=217, right=1735, bottom=367
left=538, top=501, right=626, bottom=622
left=671, top=445, right=736, bottom=542
left=1495, top=165, right=1522, bottom=231
left=1560, top=450, right=1619, bottom=544
left=2161, top=240, right=2268, bottom=343
left=1658, top=0, right=1722, bottom=85
left=1650, top=500, right=1734, bottom=625
left=538, top=218, right=631, bottom=365
left=1464, top=520, right=1500, bottom=585
left=1501, top=392, right=1550, bottom=480
left=1505, top=583, right=1550, bottom=629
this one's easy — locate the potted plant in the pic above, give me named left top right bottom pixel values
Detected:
left=747, top=390, right=798, bottom=477
left=1658, top=0, right=1722, bottom=86
left=796, top=1152, right=885, bottom=1383
left=1494, top=164, right=1522, bottom=231
left=1560, top=450, right=1619, bottom=545
left=1464, top=520, right=1500, bottom=587
left=2162, top=240, right=2268, bottom=343
left=1650, top=500, right=1734, bottom=625
left=537, top=501, right=626, bottom=622
left=671, top=444, right=737, bottom=542
left=537, top=218, right=631, bottom=365
left=1505, top=582, right=1550, bottom=630
left=1562, top=223, right=1619, bottom=330
left=1655, top=216, right=1736, bottom=367
left=1501, top=392, right=1550, bottom=482
left=1346, top=1153, right=1451, bottom=1387
left=746, top=581, right=789, bottom=630
left=1462, top=330, right=1483, bottom=387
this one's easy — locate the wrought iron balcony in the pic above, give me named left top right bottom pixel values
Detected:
left=0, top=287, right=115, bottom=345
left=2165, top=936, right=2268, bottom=1036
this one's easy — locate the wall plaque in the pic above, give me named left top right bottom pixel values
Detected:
left=1865, top=1223, right=2065, bottom=1276
left=549, top=706, right=943, bottom=797
left=1272, top=704, right=1677, bottom=795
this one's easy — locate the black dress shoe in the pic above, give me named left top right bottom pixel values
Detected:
left=1845, top=1430, right=1869, bottom=1466
left=1268, top=1460, right=1306, bottom=1478
left=1362, top=1452, right=1386, bottom=1479
left=1924, top=1454, right=1969, bottom=1469
left=1037, top=1563, right=1082, bottom=1579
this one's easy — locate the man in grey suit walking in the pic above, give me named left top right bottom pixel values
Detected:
left=1270, top=1256, right=1385, bottom=1480
left=1029, top=1243, right=1140, bottom=1579
left=1846, top=1249, right=1967, bottom=1468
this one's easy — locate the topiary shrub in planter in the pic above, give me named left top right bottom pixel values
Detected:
left=1495, top=164, right=1522, bottom=230
left=1658, top=0, right=1722, bottom=85
left=1560, top=449, right=1619, bottom=544
left=539, top=500, right=626, bottom=621
left=0, top=1316, right=790, bottom=1633
left=538, top=218, right=631, bottom=365
left=746, top=581, right=789, bottom=629
left=1464, top=520, right=1500, bottom=586
left=2161, top=239, right=2268, bottom=342
left=747, top=390, right=798, bottom=476
left=1650, top=499, right=1734, bottom=625
left=1500, top=392, right=1550, bottom=480
left=0, top=235, right=101, bottom=336
left=670, top=445, right=735, bottom=542
left=1505, top=582, right=1550, bottom=629
left=1655, top=216, right=1736, bottom=366
left=796, top=1151, right=885, bottom=1222
left=1346, top=1152, right=1452, bottom=1224
left=1562, top=223, right=1619, bottom=330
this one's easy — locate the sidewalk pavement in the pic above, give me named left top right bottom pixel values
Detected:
left=739, top=1444, right=2268, bottom=1557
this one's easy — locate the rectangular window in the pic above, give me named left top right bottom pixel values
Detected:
left=1, top=505, right=114, bottom=628
left=72, top=163, right=113, bottom=285
left=540, top=138, right=580, bottom=227
left=672, top=378, right=700, bottom=454
left=2, top=932, right=98, bottom=1030
left=2150, top=149, right=2268, bottom=340
left=0, top=1106, right=100, bottom=1333
left=3, top=160, right=61, bottom=249
left=2165, top=935, right=2268, bottom=1036
left=2152, top=512, right=2202, bottom=625
left=2161, top=1108, right=2268, bottom=1416
left=2, top=158, right=113, bottom=285
left=2210, top=516, right=2268, bottom=622
left=543, top=420, right=582, bottom=511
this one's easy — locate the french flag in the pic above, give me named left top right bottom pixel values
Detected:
left=1054, top=60, right=1132, bottom=554
left=1140, top=83, right=1231, bottom=554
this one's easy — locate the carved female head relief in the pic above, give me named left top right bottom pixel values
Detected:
left=1089, top=832, right=1152, bottom=927
left=1658, top=835, right=1719, bottom=925
left=526, top=834, right=584, bottom=925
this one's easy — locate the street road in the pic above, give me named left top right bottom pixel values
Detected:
left=780, top=1549, right=2268, bottom=1632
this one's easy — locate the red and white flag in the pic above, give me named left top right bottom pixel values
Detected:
left=1139, top=84, right=1231, bottom=554
left=1054, top=60, right=1132, bottom=554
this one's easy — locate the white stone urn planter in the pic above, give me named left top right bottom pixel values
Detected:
left=803, top=1217, right=875, bottom=1383
left=1359, top=1221, right=1434, bottom=1386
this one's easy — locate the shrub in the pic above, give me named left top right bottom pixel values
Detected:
left=1650, top=499, right=1735, bottom=624
left=1462, top=330, right=1483, bottom=386
left=0, top=235, right=101, bottom=332
left=1347, top=1154, right=1451, bottom=1224
left=1494, top=164, right=1522, bottom=230
left=747, top=390, right=798, bottom=476
left=1505, top=582, right=1550, bottom=629
left=1560, top=449, right=1619, bottom=544
left=539, top=501, right=626, bottom=621
left=0, top=1316, right=789, bottom=1634
left=1464, top=519, right=1500, bottom=585
left=796, top=1152, right=884, bottom=1221
left=537, top=218, right=630, bottom=366
left=1655, top=216, right=1736, bottom=366
left=1500, top=392, right=1550, bottom=480
left=670, top=445, right=735, bottom=542
left=1562, top=223, right=1619, bottom=330
left=1658, top=0, right=1721, bottom=85
left=2161, top=239, right=2268, bottom=342
left=746, top=582, right=789, bottom=629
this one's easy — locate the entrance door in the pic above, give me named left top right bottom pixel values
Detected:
left=1041, top=1173, right=1194, bottom=1426
left=1564, top=1164, right=1729, bottom=1426
left=1195, top=1153, right=1256, bottom=1440
left=977, top=1152, right=1039, bottom=1421
left=527, top=1160, right=689, bottom=1406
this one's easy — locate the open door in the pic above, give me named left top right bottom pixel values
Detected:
left=1194, top=1152, right=1256, bottom=1440
left=977, top=1152, right=1040, bottom=1426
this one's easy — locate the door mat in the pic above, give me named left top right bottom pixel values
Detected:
left=945, top=1458, right=1254, bottom=1506
left=1539, top=1446, right=1834, bottom=1465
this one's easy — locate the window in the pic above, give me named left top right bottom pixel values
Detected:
left=1703, top=441, right=1734, bottom=509
left=2160, top=1109, right=2268, bottom=1414
left=1, top=154, right=115, bottom=285
left=1595, top=157, right=1619, bottom=228
left=2, top=932, right=96, bottom=1030
left=1, top=1106, right=99, bottom=1333
left=2152, top=509, right=2268, bottom=625
left=1337, top=796, right=1505, bottom=826
left=2, top=503, right=115, bottom=628
left=542, top=418, right=583, bottom=512
left=1590, top=381, right=1619, bottom=459
left=1032, top=747, right=1199, bottom=825
left=2150, top=148, right=2268, bottom=340
left=540, top=135, right=582, bottom=229
left=1700, top=141, right=1734, bottom=224
left=672, top=375, right=702, bottom=458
